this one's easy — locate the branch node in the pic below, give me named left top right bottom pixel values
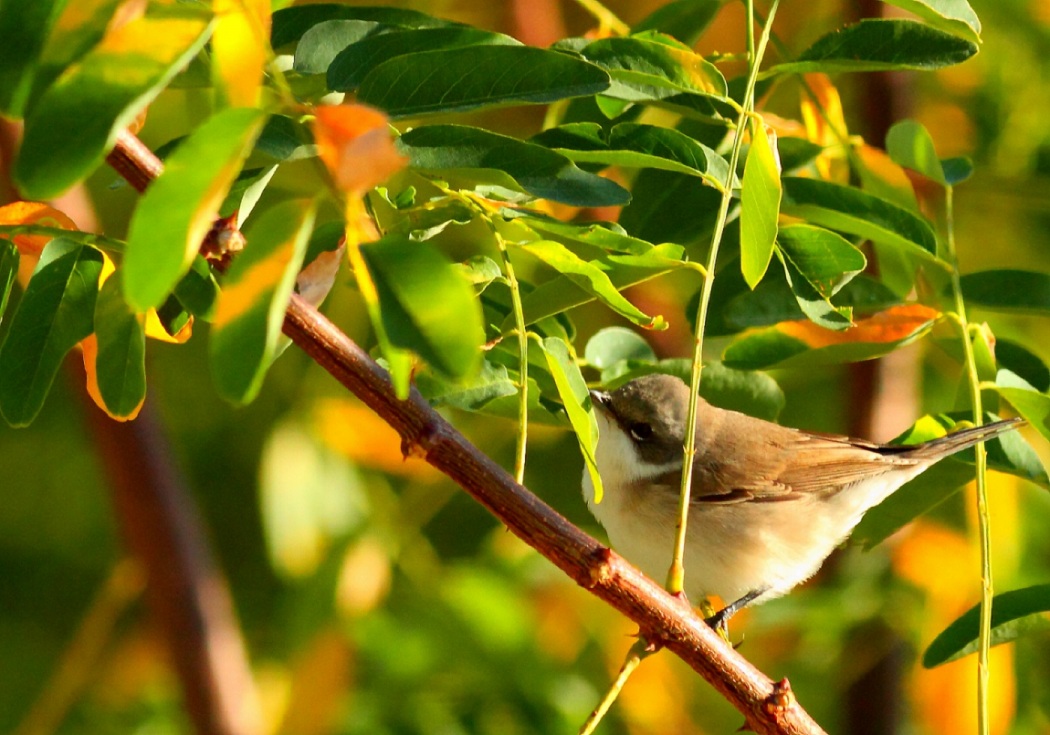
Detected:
left=586, top=546, right=615, bottom=589
left=765, top=678, right=797, bottom=713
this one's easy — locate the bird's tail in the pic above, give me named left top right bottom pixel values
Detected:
left=893, top=417, right=1025, bottom=460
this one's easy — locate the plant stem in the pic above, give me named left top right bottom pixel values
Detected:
left=944, top=185, right=992, bottom=735
left=494, top=228, right=530, bottom=483
left=668, top=0, right=780, bottom=595
left=571, top=0, right=630, bottom=36
left=578, top=638, right=651, bottom=735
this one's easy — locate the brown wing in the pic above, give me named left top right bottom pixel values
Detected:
left=649, top=409, right=922, bottom=504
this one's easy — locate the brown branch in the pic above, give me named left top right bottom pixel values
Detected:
left=106, top=131, right=827, bottom=735
left=81, top=392, right=263, bottom=735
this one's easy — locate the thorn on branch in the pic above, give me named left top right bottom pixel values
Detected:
left=586, top=547, right=614, bottom=589
left=765, top=678, right=796, bottom=713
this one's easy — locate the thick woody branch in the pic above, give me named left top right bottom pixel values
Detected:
left=106, top=131, right=826, bottom=735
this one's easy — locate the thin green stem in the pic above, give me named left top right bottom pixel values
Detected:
left=668, top=0, right=780, bottom=594
left=494, top=229, right=530, bottom=484
left=578, top=638, right=651, bottom=735
left=945, top=185, right=992, bottom=735
left=0, top=225, right=126, bottom=255
left=571, top=0, right=630, bottom=36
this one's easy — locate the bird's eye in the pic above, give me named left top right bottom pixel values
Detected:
left=628, top=422, right=653, bottom=442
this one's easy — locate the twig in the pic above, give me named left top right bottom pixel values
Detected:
left=105, top=131, right=827, bottom=735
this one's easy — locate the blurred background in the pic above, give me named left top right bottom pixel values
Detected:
left=2, top=0, right=1050, bottom=734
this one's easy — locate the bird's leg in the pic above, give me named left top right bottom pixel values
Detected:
left=704, top=588, right=766, bottom=639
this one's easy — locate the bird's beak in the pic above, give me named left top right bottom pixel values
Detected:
left=589, top=389, right=611, bottom=413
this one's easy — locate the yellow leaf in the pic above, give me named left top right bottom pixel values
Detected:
left=212, top=240, right=295, bottom=329
left=800, top=73, right=849, bottom=183
left=212, top=0, right=271, bottom=107
left=312, top=104, right=407, bottom=195
left=144, top=309, right=193, bottom=343
left=81, top=334, right=144, bottom=421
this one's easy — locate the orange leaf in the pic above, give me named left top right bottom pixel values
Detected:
left=312, top=105, right=407, bottom=195
left=778, top=304, right=941, bottom=349
left=211, top=0, right=271, bottom=107
left=0, top=201, right=77, bottom=283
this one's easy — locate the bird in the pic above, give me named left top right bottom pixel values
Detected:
left=582, top=373, right=1024, bottom=632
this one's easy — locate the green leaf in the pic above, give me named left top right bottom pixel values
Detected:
left=0, top=0, right=62, bottom=116
left=359, top=234, right=485, bottom=379
left=584, top=327, right=656, bottom=370
left=124, top=108, right=266, bottom=311
left=995, top=370, right=1050, bottom=444
left=549, top=122, right=732, bottom=190
left=941, top=156, right=973, bottom=185
left=781, top=177, right=940, bottom=261
left=210, top=200, right=316, bottom=404
left=173, top=257, right=220, bottom=321
left=507, top=211, right=654, bottom=256
left=293, top=19, right=382, bottom=75
left=633, top=0, right=723, bottom=45
left=513, top=243, right=689, bottom=330
left=399, top=125, right=629, bottom=207
left=540, top=337, right=603, bottom=502
left=358, top=45, right=611, bottom=118
left=518, top=240, right=667, bottom=329
left=924, top=585, right=1050, bottom=668
left=619, top=169, right=724, bottom=245
left=271, top=3, right=452, bottom=47
left=255, top=115, right=316, bottom=162
left=581, top=34, right=727, bottom=102
left=0, top=239, right=17, bottom=323
left=328, top=26, right=520, bottom=92
left=886, top=120, right=946, bottom=184
left=93, top=274, right=146, bottom=418
left=881, top=0, right=981, bottom=44
left=415, top=360, right=519, bottom=412
left=0, top=239, right=104, bottom=426
left=996, top=340, right=1050, bottom=393
left=740, top=124, right=782, bottom=288
left=14, top=8, right=212, bottom=199
left=958, top=270, right=1050, bottom=315
left=777, top=224, right=867, bottom=298
left=765, top=19, right=978, bottom=77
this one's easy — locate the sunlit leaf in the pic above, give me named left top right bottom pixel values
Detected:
left=541, top=336, right=602, bottom=502
left=312, top=104, right=407, bottom=195
left=995, top=370, right=1050, bottom=444
left=581, top=34, right=727, bottom=102
left=882, top=0, right=981, bottom=44
left=799, top=73, right=848, bottom=182
left=359, top=233, right=485, bottom=379
left=740, top=124, right=781, bottom=288
left=886, top=119, right=946, bottom=184
left=212, top=0, right=271, bottom=107
left=358, top=45, right=610, bottom=118
left=512, top=243, right=688, bottom=330
left=90, top=273, right=146, bottom=420
left=996, top=340, right=1050, bottom=393
left=723, top=304, right=940, bottom=370
left=15, top=8, right=212, bottom=199
left=124, top=107, right=266, bottom=311
left=519, top=240, right=667, bottom=329
left=765, top=20, right=978, bottom=76
left=327, top=26, right=520, bottom=91
left=0, top=239, right=104, bottom=426
left=0, top=201, right=79, bottom=283
left=855, top=143, right=919, bottom=212
left=781, top=177, right=940, bottom=261
left=210, top=200, right=316, bottom=404
left=776, top=223, right=866, bottom=331
left=924, top=585, right=1050, bottom=668
left=507, top=212, right=653, bottom=256
left=399, top=125, right=629, bottom=207
left=958, top=270, right=1050, bottom=315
